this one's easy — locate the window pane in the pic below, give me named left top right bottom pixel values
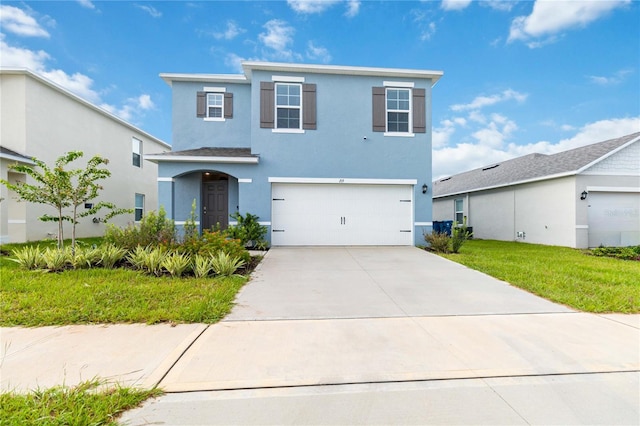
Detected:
left=388, top=112, right=409, bottom=132
left=135, top=194, right=144, bottom=222
left=277, top=108, right=300, bottom=129
left=276, top=83, right=301, bottom=107
left=208, top=107, right=222, bottom=117
left=132, top=153, right=141, bottom=167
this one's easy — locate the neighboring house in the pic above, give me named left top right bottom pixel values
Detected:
left=149, top=61, right=442, bottom=245
left=433, top=132, right=640, bottom=248
left=0, top=68, right=170, bottom=244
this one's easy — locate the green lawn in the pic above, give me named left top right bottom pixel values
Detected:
left=0, top=238, right=250, bottom=327
left=439, top=240, right=640, bottom=313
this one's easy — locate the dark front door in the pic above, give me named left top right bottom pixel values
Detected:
left=202, top=180, right=229, bottom=230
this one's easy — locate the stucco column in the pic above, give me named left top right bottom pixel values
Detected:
left=157, top=177, right=175, bottom=220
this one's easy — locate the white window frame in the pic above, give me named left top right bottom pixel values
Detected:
left=385, top=87, right=412, bottom=136
left=135, top=193, right=145, bottom=222
left=454, top=198, right=464, bottom=223
left=275, top=82, right=303, bottom=131
left=132, top=137, right=142, bottom=168
left=205, top=93, right=224, bottom=121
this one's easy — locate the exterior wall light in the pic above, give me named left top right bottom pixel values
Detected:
left=422, top=184, right=428, bottom=194
left=580, top=190, right=588, bottom=200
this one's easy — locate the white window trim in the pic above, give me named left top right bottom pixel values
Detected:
left=134, top=193, right=145, bottom=223
left=383, top=81, right=414, bottom=88
left=205, top=92, right=225, bottom=122
left=272, top=75, right=305, bottom=83
left=203, top=86, right=226, bottom=92
left=385, top=87, right=412, bottom=134
left=454, top=198, right=464, bottom=223
left=275, top=82, right=303, bottom=130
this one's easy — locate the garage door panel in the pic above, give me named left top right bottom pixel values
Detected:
left=588, top=192, right=640, bottom=247
left=271, top=183, right=413, bottom=246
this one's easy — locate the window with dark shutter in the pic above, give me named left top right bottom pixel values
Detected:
left=224, top=93, right=233, bottom=118
left=260, top=81, right=275, bottom=128
left=412, top=88, right=426, bottom=133
left=372, top=87, right=386, bottom=132
left=196, top=91, right=206, bottom=118
left=302, top=83, right=317, bottom=130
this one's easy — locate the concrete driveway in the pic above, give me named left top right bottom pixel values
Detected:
left=121, top=247, right=639, bottom=425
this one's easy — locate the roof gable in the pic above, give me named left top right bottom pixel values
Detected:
left=433, top=132, right=640, bottom=197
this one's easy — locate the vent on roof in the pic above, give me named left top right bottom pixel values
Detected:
left=482, top=164, right=500, bottom=171
left=439, top=177, right=451, bottom=182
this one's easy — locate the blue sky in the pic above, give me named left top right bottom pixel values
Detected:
left=1, top=0, right=638, bottom=178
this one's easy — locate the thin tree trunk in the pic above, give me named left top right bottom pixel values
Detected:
left=58, top=208, right=64, bottom=249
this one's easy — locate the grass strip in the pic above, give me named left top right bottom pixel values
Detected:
left=439, top=240, right=640, bottom=313
left=0, top=380, right=160, bottom=425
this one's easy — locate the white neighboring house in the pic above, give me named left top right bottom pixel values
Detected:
left=0, top=68, right=171, bottom=244
left=433, top=133, right=640, bottom=249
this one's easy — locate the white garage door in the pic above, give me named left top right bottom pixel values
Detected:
left=588, top=192, right=640, bottom=247
left=271, top=183, right=413, bottom=246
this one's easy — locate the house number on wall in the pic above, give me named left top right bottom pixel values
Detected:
left=338, top=178, right=345, bottom=183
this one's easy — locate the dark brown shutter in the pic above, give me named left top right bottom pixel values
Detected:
left=372, top=87, right=386, bottom=132
left=413, top=88, right=426, bottom=133
left=224, top=92, right=233, bottom=118
left=302, top=83, right=317, bottom=130
left=196, top=91, right=206, bottom=117
left=260, top=81, right=275, bottom=128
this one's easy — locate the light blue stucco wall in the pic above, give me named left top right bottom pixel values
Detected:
left=160, top=67, right=435, bottom=244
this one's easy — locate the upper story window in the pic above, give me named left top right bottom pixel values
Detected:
left=372, top=83, right=426, bottom=136
left=276, top=83, right=301, bottom=129
left=260, top=79, right=316, bottom=132
left=132, top=137, right=142, bottom=167
left=386, top=88, right=410, bottom=133
left=197, top=88, right=233, bottom=121
left=207, top=93, right=223, bottom=118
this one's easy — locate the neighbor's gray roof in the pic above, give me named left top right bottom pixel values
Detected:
left=0, top=146, right=35, bottom=164
left=433, top=132, right=640, bottom=198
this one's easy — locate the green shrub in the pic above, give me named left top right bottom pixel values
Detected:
left=227, top=212, right=268, bottom=249
left=193, top=254, right=213, bottom=278
left=162, top=252, right=192, bottom=277
left=210, top=251, right=246, bottom=277
left=10, top=246, right=45, bottom=270
left=104, top=207, right=176, bottom=251
left=180, top=230, right=250, bottom=264
left=126, top=246, right=151, bottom=271
left=98, top=244, right=128, bottom=268
left=424, top=232, right=450, bottom=253
left=42, top=247, right=68, bottom=272
left=69, top=246, right=101, bottom=269
left=451, top=219, right=472, bottom=254
left=591, top=245, right=640, bottom=261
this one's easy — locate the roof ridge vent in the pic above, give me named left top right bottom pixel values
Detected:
left=439, top=177, right=451, bottom=182
left=482, top=164, right=500, bottom=171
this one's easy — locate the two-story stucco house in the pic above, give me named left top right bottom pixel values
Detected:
left=148, top=62, right=442, bottom=246
left=0, top=68, right=170, bottom=243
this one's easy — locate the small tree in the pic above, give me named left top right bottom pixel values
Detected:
left=1, top=151, right=130, bottom=253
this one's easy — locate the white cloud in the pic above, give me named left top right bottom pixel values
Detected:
left=441, top=0, right=472, bottom=11
left=508, top=0, right=630, bottom=46
left=0, top=5, right=51, bottom=38
left=259, top=19, right=295, bottom=58
left=451, top=89, right=527, bottom=112
left=306, top=41, right=332, bottom=63
left=287, top=0, right=340, bottom=14
left=433, top=116, right=640, bottom=179
left=213, top=20, right=245, bottom=40
left=345, top=0, right=360, bottom=17
left=482, top=1, right=513, bottom=12
left=420, top=22, right=437, bottom=41
left=77, top=0, right=95, bottom=9
left=41, top=69, right=101, bottom=103
left=0, top=35, right=50, bottom=69
left=588, top=68, right=633, bottom=86
left=100, top=94, right=155, bottom=122
left=135, top=4, right=162, bottom=18
left=225, top=53, right=245, bottom=73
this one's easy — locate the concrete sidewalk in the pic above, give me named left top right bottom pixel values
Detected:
left=2, top=247, right=639, bottom=424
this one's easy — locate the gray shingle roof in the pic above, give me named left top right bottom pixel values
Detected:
left=0, top=146, right=34, bottom=163
left=150, top=147, right=255, bottom=158
left=433, top=132, right=640, bottom=197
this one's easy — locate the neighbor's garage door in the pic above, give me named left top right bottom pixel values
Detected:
left=271, top=183, right=413, bottom=246
left=588, top=192, right=640, bottom=247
